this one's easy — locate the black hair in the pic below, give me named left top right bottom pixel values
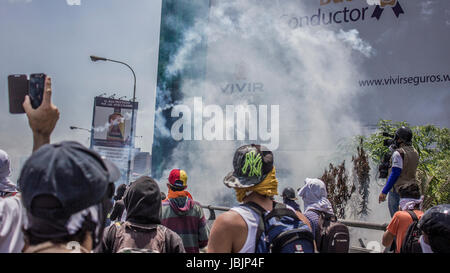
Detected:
left=398, top=184, right=421, bottom=199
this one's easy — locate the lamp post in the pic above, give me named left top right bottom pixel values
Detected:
left=90, top=55, right=137, bottom=185
left=70, top=126, right=92, bottom=147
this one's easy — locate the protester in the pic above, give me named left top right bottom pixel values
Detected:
left=417, top=204, right=450, bottom=253
left=0, top=150, right=18, bottom=198
left=0, top=194, right=26, bottom=253
left=161, top=169, right=209, bottom=253
left=13, top=75, right=120, bottom=253
left=99, top=176, right=185, bottom=253
left=298, top=178, right=335, bottom=241
left=19, top=141, right=119, bottom=253
left=208, top=144, right=312, bottom=253
left=281, top=187, right=301, bottom=212
left=382, top=184, right=424, bottom=253
left=379, top=126, right=420, bottom=217
left=109, top=184, right=127, bottom=223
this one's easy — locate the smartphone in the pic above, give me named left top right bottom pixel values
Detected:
left=29, top=73, right=46, bottom=109
left=8, top=74, right=28, bottom=114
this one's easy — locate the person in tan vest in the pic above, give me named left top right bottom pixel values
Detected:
left=379, top=126, right=420, bottom=217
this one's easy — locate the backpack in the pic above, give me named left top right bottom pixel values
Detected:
left=243, top=201, right=315, bottom=253
left=400, top=210, right=422, bottom=253
left=310, top=209, right=350, bottom=253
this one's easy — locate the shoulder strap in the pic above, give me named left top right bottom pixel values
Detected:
left=406, top=210, right=419, bottom=222
left=397, top=148, right=406, bottom=160
left=241, top=202, right=267, bottom=252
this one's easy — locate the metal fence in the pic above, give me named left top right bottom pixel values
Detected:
left=200, top=204, right=389, bottom=253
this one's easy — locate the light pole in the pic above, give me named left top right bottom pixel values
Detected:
left=69, top=126, right=92, bottom=133
left=70, top=126, right=92, bottom=147
left=90, top=55, right=137, bottom=185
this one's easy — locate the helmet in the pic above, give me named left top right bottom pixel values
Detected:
left=418, top=204, right=450, bottom=253
left=282, top=187, right=297, bottom=200
left=394, top=126, right=413, bottom=144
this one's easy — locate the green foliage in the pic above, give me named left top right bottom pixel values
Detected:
left=361, top=120, right=450, bottom=209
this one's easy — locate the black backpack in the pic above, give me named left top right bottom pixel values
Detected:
left=400, top=210, right=422, bottom=253
left=310, top=209, right=350, bottom=253
left=243, top=201, right=315, bottom=253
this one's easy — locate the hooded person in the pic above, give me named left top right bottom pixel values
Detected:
left=18, top=141, right=119, bottom=253
left=109, top=184, right=127, bottom=222
left=208, top=144, right=312, bottom=253
left=99, top=176, right=185, bottom=253
left=160, top=169, right=209, bottom=253
left=418, top=204, right=450, bottom=253
left=298, top=178, right=335, bottom=240
left=0, top=149, right=18, bottom=198
left=0, top=195, right=26, bottom=253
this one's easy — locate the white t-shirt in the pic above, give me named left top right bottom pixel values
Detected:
left=0, top=196, right=26, bottom=253
left=391, top=151, right=403, bottom=169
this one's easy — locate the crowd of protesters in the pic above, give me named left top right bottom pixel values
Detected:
left=1, top=76, right=449, bottom=253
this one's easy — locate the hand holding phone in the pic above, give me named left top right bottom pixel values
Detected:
left=8, top=74, right=28, bottom=114
left=8, top=73, right=46, bottom=114
left=23, top=76, right=60, bottom=151
left=29, top=73, right=46, bottom=109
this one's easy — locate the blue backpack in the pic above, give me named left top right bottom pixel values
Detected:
left=243, top=201, right=315, bottom=253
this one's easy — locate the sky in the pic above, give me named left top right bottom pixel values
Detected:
left=0, top=0, right=162, bottom=181
left=1, top=0, right=449, bottom=247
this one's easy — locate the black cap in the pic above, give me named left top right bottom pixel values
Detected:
left=395, top=126, right=413, bottom=144
left=282, top=187, right=298, bottom=200
left=18, top=141, right=120, bottom=219
left=224, top=144, right=273, bottom=188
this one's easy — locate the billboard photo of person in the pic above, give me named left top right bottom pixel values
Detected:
left=107, top=111, right=126, bottom=143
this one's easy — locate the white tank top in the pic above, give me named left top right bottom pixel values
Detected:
left=230, top=206, right=260, bottom=253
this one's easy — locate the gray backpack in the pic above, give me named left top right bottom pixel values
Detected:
left=310, top=210, right=349, bottom=253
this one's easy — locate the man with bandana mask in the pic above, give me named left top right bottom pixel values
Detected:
left=208, top=144, right=312, bottom=253
left=382, top=184, right=424, bottom=253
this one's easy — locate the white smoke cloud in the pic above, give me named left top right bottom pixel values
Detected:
left=158, top=1, right=376, bottom=211
left=66, top=0, right=81, bottom=6
left=7, top=0, right=32, bottom=3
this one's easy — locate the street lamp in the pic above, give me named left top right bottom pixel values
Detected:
left=90, top=55, right=137, bottom=185
left=69, top=126, right=92, bottom=133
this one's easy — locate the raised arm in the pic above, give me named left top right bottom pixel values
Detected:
left=23, top=76, right=60, bottom=152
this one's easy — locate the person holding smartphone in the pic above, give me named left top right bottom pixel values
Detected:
left=22, top=76, right=60, bottom=152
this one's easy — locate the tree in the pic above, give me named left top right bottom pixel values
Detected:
left=352, top=137, right=371, bottom=216
left=321, top=161, right=356, bottom=219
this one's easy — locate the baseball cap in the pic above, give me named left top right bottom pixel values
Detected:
left=18, top=141, right=120, bottom=220
left=168, top=169, right=188, bottom=190
left=223, top=144, right=273, bottom=189
left=282, top=187, right=298, bottom=200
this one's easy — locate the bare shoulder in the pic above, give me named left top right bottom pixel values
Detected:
left=213, top=209, right=247, bottom=230
left=208, top=209, right=248, bottom=253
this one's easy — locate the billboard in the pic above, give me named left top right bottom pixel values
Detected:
left=91, top=96, right=139, bottom=184
left=152, top=0, right=449, bottom=207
